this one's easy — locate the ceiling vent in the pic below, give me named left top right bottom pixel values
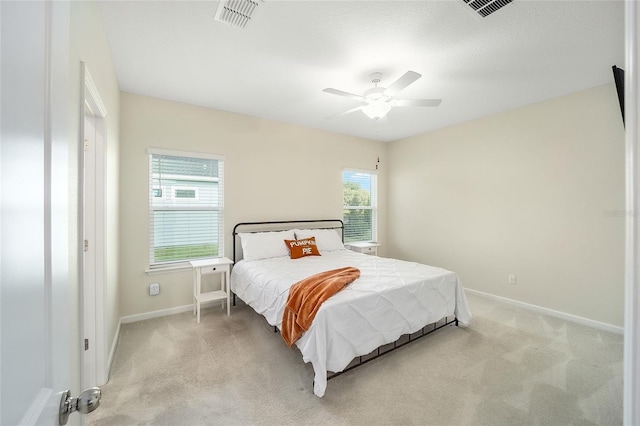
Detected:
left=463, top=0, right=513, bottom=17
left=214, top=0, right=262, bottom=29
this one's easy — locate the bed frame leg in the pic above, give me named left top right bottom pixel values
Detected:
left=455, top=318, right=459, bottom=326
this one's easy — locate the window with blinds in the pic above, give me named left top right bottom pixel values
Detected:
left=148, top=149, right=224, bottom=268
left=343, top=169, right=377, bottom=243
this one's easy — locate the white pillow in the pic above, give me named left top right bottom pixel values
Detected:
left=294, top=228, right=345, bottom=252
left=239, top=230, right=295, bottom=261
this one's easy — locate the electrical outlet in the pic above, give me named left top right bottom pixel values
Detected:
left=149, top=283, right=160, bottom=296
left=508, top=274, right=517, bottom=285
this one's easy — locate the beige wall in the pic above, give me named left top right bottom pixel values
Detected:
left=119, top=92, right=388, bottom=317
left=69, top=0, right=120, bottom=388
left=119, top=84, right=624, bottom=327
left=388, top=83, right=625, bottom=327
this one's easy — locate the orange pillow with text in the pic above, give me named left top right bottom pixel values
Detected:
left=284, top=237, right=321, bottom=259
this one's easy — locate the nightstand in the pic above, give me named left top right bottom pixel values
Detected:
left=190, top=257, right=234, bottom=323
left=345, top=242, right=380, bottom=256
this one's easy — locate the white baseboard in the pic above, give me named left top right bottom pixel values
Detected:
left=106, top=317, right=122, bottom=384
left=465, top=288, right=624, bottom=335
left=120, top=300, right=223, bottom=324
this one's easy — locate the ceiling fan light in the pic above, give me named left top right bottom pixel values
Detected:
left=362, top=102, right=392, bottom=120
left=363, top=87, right=387, bottom=101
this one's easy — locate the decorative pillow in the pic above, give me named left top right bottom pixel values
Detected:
left=294, top=229, right=345, bottom=252
left=239, top=230, right=295, bottom=261
left=284, top=237, right=321, bottom=259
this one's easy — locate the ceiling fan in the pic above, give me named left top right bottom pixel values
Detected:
left=323, top=71, right=442, bottom=120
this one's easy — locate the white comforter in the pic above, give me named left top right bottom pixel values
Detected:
left=230, top=249, right=472, bottom=397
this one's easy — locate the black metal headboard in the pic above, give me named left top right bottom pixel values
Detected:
left=232, top=219, right=344, bottom=264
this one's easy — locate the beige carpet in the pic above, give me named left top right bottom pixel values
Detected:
left=88, top=293, right=623, bottom=425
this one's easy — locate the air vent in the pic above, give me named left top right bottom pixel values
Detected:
left=463, top=0, right=513, bottom=17
left=214, top=0, right=262, bottom=29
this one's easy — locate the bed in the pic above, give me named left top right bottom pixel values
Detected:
left=230, top=220, right=472, bottom=397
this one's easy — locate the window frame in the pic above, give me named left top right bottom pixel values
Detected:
left=147, top=148, right=224, bottom=270
left=342, top=168, right=378, bottom=244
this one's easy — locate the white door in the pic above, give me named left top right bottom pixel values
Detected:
left=1, top=1, right=73, bottom=424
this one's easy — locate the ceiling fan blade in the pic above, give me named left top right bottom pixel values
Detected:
left=393, top=99, right=442, bottom=107
left=325, top=105, right=364, bottom=119
left=384, top=71, right=421, bottom=97
left=322, top=88, right=366, bottom=102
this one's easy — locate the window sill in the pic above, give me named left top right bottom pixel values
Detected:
left=345, top=241, right=380, bottom=248
left=145, top=264, right=192, bottom=275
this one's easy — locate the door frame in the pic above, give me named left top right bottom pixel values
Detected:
left=626, top=2, right=640, bottom=424
left=80, top=63, right=108, bottom=388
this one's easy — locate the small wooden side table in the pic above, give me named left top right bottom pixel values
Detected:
left=345, top=242, right=380, bottom=256
left=190, top=257, right=234, bottom=323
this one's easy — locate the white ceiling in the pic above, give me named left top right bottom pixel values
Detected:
left=98, top=0, right=625, bottom=142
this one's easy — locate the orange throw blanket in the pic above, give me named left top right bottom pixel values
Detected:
left=281, top=267, right=360, bottom=347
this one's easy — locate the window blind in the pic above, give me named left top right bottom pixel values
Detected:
left=148, top=150, right=224, bottom=268
left=342, top=169, right=377, bottom=243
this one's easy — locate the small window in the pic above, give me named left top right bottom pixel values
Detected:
left=148, top=150, right=224, bottom=268
left=342, top=169, right=377, bottom=243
